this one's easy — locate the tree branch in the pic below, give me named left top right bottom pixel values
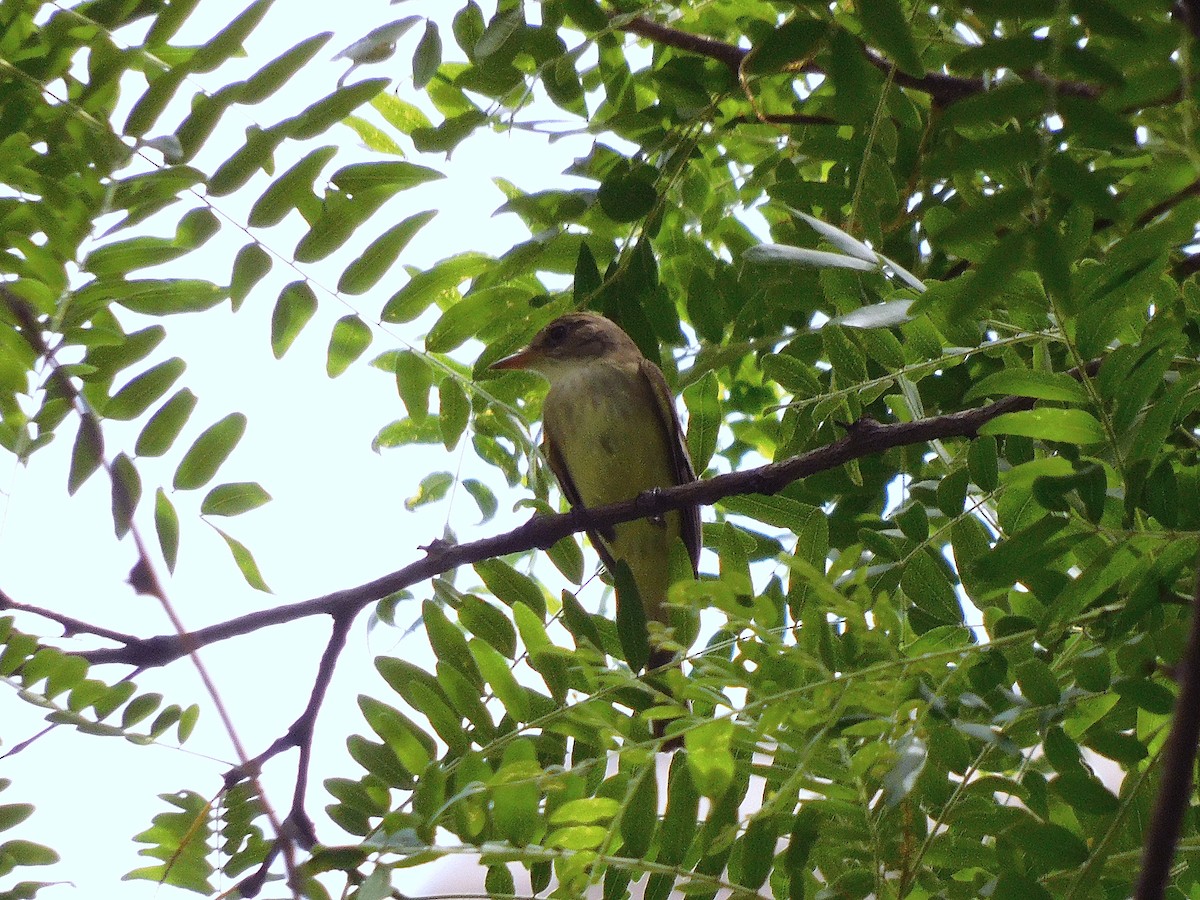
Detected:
left=615, top=13, right=1098, bottom=107
left=223, top=611, right=356, bottom=843
left=1134, top=550, right=1200, bottom=900
left=83, top=380, right=1057, bottom=670
left=1174, top=0, right=1200, bottom=42
left=0, top=587, right=137, bottom=644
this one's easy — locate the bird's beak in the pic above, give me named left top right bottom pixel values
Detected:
left=489, top=347, right=538, bottom=371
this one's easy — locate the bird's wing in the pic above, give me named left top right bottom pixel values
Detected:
left=542, top=423, right=623, bottom=577
left=638, top=358, right=702, bottom=576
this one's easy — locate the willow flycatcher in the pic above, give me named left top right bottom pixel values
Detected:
left=491, top=312, right=701, bottom=674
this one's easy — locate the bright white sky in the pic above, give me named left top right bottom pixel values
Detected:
left=0, top=2, right=615, bottom=896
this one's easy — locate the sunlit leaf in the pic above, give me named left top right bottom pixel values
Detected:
left=214, top=526, right=271, bottom=592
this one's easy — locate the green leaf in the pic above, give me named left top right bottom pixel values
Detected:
left=155, top=489, right=180, bottom=572
left=68, top=416, right=103, bottom=496
left=294, top=187, right=398, bottom=263
left=964, top=370, right=1088, bottom=403
left=330, top=160, right=444, bottom=194
left=271, top=281, right=318, bottom=358
left=562, top=0, right=607, bottom=30
left=241, top=32, right=333, bottom=104
left=288, top=78, right=390, bottom=140
left=372, top=92, right=433, bottom=134
left=122, top=693, right=163, bottom=729
left=492, top=742, right=541, bottom=846
left=0, top=803, right=34, bottom=833
left=426, top=286, right=531, bottom=353
left=550, top=797, right=620, bottom=825
left=358, top=696, right=434, bottom=774
left=1112, top=677, right=1175, bottom=714
left=229, top=243, right=273, bottom=311
left=178, top=705, right=200, bottom=742
left=149, top=705, right=182, bottom=739
left=597, top=164, right=657, bottom=222
left=607, top=561, right=649, bottom=670
left=823, top=324, right=868, bottom=384
left=85, top=209, right=219, bottom=278
left=423, top=599, right=481, bottom=686
left=762, top=353, right=821, bottom=396
left=111, top=453, right=141, bottom=538
left=979, top=408, right=1106, bottom=445
left=337, top=210, right=437, bottom=295
left=372, top=417, right=442, bottom=450
left=136, top=389, right=198, bottom=457
left=214, top=526, right=271, bottom=592
left=721, top=494, right=821, bottom=533
left=380, top=252, right=493, bottom=323
left=1051, top=769, right=1118, bottom=816
left=393, top=350, right=433, bottom=422
left=859, top=0, right=925, bottom=76
left=205, top=123, right=284, bottom=196
left=173, top=413, right=247, bottom=491
left=458, top=594, right=517, bottom=659
left=900, top=550, right=963, bottom=626
left=106, top=358, right=186, bottom=420
left=469, top=637, right=530, bottom=720
left=342, top=114, right=404, bottom=155
left=1015, top=658, right=1060, bottom=706
left=685, top=718, right=734, bottom=800
left=413, top=20, right=442, bottom=89
left=548, top=534, right=584, bottom=584
left=621, top=768, right=658, bottom=859
left=453, top=1, right=486, bottom=57
left=101, top=279, right=227, bottom=315
left=200, top=482, right=272, bottom=516
left=474, top=558, right=546, bottom=617
left=463, top=478, right=497, bottom=523
left=683, top=371, right=720, bottom=474
left=438, top=377, right=470, bottom=450
left=327, top=315, right=373, bottom=377
left=475, top=5, right=523, bottom=59
left=405, top=472, right=453, bottom=510
left=0, top=839, right=58, bottom=867
left=968, top=435, right=999, bottom=492
left=248, top=145, right=337, bottom=228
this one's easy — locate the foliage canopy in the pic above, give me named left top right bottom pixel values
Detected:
left=2, top=0, right=1200, bottom=898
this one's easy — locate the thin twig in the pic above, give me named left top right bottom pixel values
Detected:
left=0, top=586, right=136, bottom=643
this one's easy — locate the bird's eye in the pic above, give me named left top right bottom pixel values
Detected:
left=546, top=323, right=568, bottom=344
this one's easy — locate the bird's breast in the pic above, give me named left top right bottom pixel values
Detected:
left=543, top=363, right=675, bottom=507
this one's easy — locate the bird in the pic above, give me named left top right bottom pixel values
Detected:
left=490, top=312, right=702, bottom=680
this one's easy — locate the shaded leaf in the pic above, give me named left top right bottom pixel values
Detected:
left=173, top=413, right=247, bottom=491
left=201, top=482, right=272, bottom=516
left=271, top=281, right=318, bottom=358
left=327, top=315, right=373, bottom=377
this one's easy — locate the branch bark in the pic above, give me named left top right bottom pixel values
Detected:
left=81, top=382, right=1050, bottom=669
left=1134, top=551, right=1200, bottom=900
left=615, top=13, right=1098, bottom=107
